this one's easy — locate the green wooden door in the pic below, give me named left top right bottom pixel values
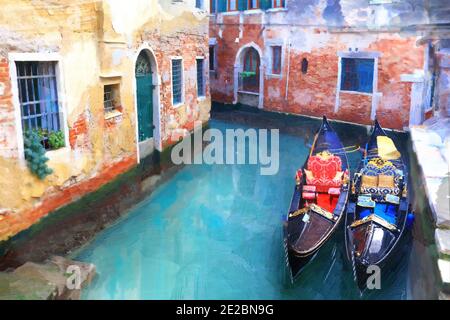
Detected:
left=136, top=52, right=153, bottom=141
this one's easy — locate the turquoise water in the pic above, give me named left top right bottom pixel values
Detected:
left=75, top=118, right=411, bottom=299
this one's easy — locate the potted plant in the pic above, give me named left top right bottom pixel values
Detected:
left=23, top=130, right=53, bottom=180
left=48, top=130, right=65, bottom=150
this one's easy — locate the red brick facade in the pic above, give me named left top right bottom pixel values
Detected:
left=210, top=13, right=425, bottom=130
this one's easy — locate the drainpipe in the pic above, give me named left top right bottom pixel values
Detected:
left=285, top=38, right=292, bottom=100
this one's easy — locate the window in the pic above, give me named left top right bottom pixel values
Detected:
left=210, top=0, right=217, bottom=13
left=103, top=84, right=121, bottom=113
left=16, top=61, right=62, bottom=149
left=248, top=0, right=259, bottom=9
left=209, top=45, right=216, bottom=71
left=197, top=59, right=205, bottom=97
left=195, top=0, right=203, bottom=9
left=271, top=46, right=282, bottom=75
left=228, top=0, right=238, bottom=11
left=301, top=58, right=308, bottom=74
left=340, top=58, right=374, bottom=93
left=272, top=0, right=284, bottom=8
left=244, top=48, right=259, bottom=72
left=172, top=59, right=183, bottom=105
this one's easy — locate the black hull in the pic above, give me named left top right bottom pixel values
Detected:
left=351, top=228, right=411, bottom=293
left=287, top=248, right=317, bottom=281
left=284, top=116, right=349, bottom=281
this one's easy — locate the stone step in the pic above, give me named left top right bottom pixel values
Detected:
left=0, top=256, right=95, bottom=300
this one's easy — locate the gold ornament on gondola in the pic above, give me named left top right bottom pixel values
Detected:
left=402, top=185, right=408, bottom=198
left=289, top=207, right=309, bottom=218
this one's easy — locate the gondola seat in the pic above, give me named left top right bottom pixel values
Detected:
left=305, top=152, right=343, bottom=193
left=360, top=158, right=401, bottom=196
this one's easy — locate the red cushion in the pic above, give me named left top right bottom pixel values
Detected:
left=303, top=185, right=316, bottom=192
left=306, top=154, right=342, bottom=188
left=328, top=187, right=341, bottom=196
left=302, top=192, right=316, bottom=200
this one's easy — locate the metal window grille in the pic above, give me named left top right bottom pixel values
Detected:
left=172, top=59, right=183, bottom=104
left=340, top=58, right=374, bottom=93
left=197, top=59, right=205, bottom=97
left=104, top=85, right=115, bottom=112
left=16, top=61, right=60, bottom=140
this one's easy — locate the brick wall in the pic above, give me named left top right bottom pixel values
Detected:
left=210, top=16, right=425, bottom=130
left=0, top=58, right=17, bottom=159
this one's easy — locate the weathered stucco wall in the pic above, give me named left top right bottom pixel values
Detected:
left=0, top=0, right=210, bottom=241
left=209, top=0, right=428, bottom=130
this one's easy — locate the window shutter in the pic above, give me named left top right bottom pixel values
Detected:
left=261, top=0, right=272, bottom=10
left=218, top=0, right=227, bottom=12
left=238, top=0, right=247, bottom=11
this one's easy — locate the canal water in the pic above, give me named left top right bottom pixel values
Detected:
left=74, top=114, right=412, bottom=300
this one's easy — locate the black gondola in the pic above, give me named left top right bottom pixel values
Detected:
left=283, top=116, right=350, bottom=281
left=344, top=119, right=411, bottom=293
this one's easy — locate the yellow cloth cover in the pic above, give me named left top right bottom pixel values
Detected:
left=361, top=175, right=377, bottom=188
left=377, top=136, right=401, bottom=160
left=378, top=174, right=395, bottom=188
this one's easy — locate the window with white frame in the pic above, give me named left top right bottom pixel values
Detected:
left=340, top=58, right=375, bottom=93
left=16, top=61, right=64, bottom=150
left=271, top=46, right=282, bottom=75
left=103, top=84, right=121, bottom=113
left=172, top=59, right=183, bottom=105
left=197, top=58, right=205, bottom=97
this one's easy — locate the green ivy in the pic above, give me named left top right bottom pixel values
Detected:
left=48, top=131, right=65, bottom=150
left=23, top=130, right=53, bottom=180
